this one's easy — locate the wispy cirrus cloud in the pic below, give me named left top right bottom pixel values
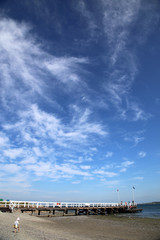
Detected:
left=0, top=17, right=89, bottom=112
left=0, top=158, right=93, bottom=187
left=102, top=0, right=140, bottom=63
left=99, top=0, right=158, bottom=121
left=123, top=130, right=145, bottom=147
left=130, top=103, right=151, bottom=121
left=3, top=104, right=106, bottom=147
left=24, top=162, right=92, bottom=181
left=106, top=152, right=113, bottom=158
left=121, top=160, right=134, bottom=168
left=72, top=180, right=81, bottom=184
left=0, top=16, right=107, bottom=152
left=119, top=160, right=134, bottom=173
left=75, top=0, right=159, bottom=124
left=0, top=101, right=107, bottom=186
left=93, top=169, right=117, bottom=178
left=138, top=151, right=146, bottom=158
left=73, top=0, right=98, bottom=38
left=101, top=0, right=139, bottom=116
left=0, top=16, right=109, bottom=190
left=100, top=179, right=120, bottom=187
left=133, top=176, right=144, bottom=180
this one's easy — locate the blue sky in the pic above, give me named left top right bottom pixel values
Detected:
left=0, top=0, right=160, bottom=203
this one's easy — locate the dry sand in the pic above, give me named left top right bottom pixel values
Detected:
left=0, top=210, right=160, bottom=240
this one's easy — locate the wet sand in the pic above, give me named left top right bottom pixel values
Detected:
left=0, top=211, right=160, bottom=240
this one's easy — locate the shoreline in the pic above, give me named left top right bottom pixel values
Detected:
left=0, top=211, right=160, bottom=240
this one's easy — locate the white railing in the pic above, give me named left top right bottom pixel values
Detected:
left=0, top=200, right=137, bottom=209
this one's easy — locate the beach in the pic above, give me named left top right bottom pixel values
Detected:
left=0, top=211, right=160, bottom=240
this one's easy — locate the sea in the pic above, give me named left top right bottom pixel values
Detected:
left=137, top=204, right=160, bottom=219
left=118, top=204, right=160, bottom=219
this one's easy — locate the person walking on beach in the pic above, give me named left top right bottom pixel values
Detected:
left=14, top=217, right=20, bottom=233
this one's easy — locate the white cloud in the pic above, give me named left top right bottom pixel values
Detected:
left=90, top=147, right=97, bottom=152
left=0, top=163, right=21, bottom=173
left=138, top=151, right=146, bottom=158
left=103, top=164, right=115, bottom=170
left=106, top=151, right=113, bottom=158
left=101, top=0, right=139, bottom=112
left=0, top=17, right=89, bottom=111
left=25, top=161, right=54, bottom=177
left=32, top=147, right=43, bottom=157
left=66, top=158, right=83, bottom=164
left=133, top=176, right=144, bottom=180
left=120, top=168, right=127, bottom=173
left=101, top=179, right=120, bottom=186
left=23, top=161, right=92, bottom=179
left=45, top=57, right=88, bottom=84
left=119, top=160, right=134, bottom=172
left=0, top=171, right=30, bottom=188
left=130, top=103, right=151, bottom=121
left=102, top=0, right=140, bottom=39
left=122, top=160, right=134, bottom=167
left=0, top=99, right=107, bottom=184
left=3, top=104, right=107, bottom=150
left=91, top=159, right=134, bottom=179
left=74, top=0, right=97, bottom=38
left=98, top=0, right=158, bottom=121
left=93, top=170, right=117, bottom=178
left=3, top=148, right=23, bottom=159
left=133, top=136, right=145, bottom=146
left=123, top=131, right=145, bottom=147
left=0, top=132, right=9, bottom=147
left=55, top=164, right=91, bottom=177
left=72, top=180, right=81, bottom=184
left=80, top=165, right=91, bottom=170
left=20, top=157, right=37, bottom=165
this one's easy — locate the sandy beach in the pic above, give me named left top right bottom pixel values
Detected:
left=0, top=211, right=160, bottom=240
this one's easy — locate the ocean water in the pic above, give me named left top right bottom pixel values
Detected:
left=118, top=204, right=160, bottom=219
left=136, top=204, right=160, bottom=219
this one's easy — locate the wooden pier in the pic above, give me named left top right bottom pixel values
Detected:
left=0, top=201, right=142, bottom=216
